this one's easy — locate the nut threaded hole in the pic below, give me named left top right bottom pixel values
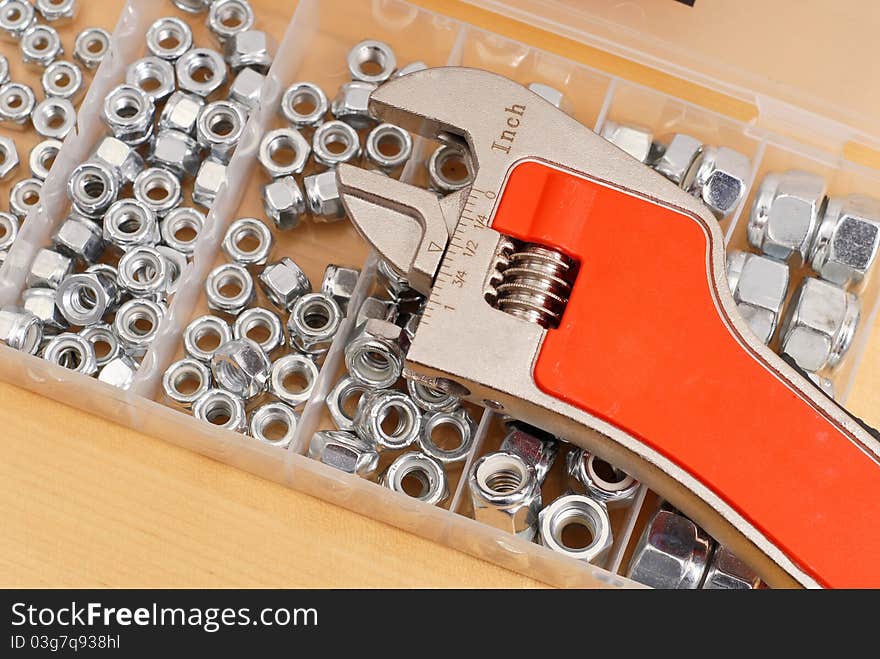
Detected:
left=400, top=469, right=430, bottom=498
left=485, top=469, right=523, bottom=493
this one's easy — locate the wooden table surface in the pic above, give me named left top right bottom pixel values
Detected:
left=1, top=0, right=878, bottom=588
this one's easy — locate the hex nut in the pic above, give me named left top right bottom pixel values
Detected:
left=67, top=162, right=117, bottom=219
left=600, top=120, right=654, bottom=163
left=193, top=389, right=247, bottom=433
left=320, top=264, right=360, bottom=312
left=258, top=257, right=311, bottom=310
left=280, top=81, right=327, bottom=128
left=208, top=0, right=255, bottom=45
left=0, top=306, right=42, bottom=354
left=566, top=448, right=639, bottom=508
left=22, top=287, right=67, bottom=334
left=747, top=170, right=827, bottom=264
left=326, top=375, right=370, bottom=432
left=91, top=135, right=145, bottom=185
left=183, top=314, right=233, bottom=363
left=0, top=54, right=6, bottom=86
left=287, top=292, right=342, bottom=358
left=312, top=119, right=362, bottom=168
left=224, top=28, right=273, bottom=73
left=364, top=123, right=412, bottom=173
left=249, top=401, right=298, bottom=448
left=309, top=430, right=379, bottom=478
left=650, top=133, right=704, bottom=186
left=382, top=452, right=449, bottom=506
left=354, top=389, right=421, bottom=451
left=55, top=273, right=116, bottom=326
left=102, top=84, right=155, bottom=146
left=499, top=424, right=559, bottom=485
left=701, top=545, right=760, bottom=589
left=192, top=158, right=227, bottom=208
left=27, top=248, right=72, bottom=288
left=146, top=16, right=193, bottom=61
left=35, top=0, right=77, bottom=23
left=205, top=262, right=254, bottom=316
left=126, top=56, right=176, bottom=104
left=161, top=206, right=205, bottom=255
left=0, top=82, right=36, bottom=127
left=175, top=47, right=227, bottom=97
left=427, top=144, right=473, bottom=194
left=52, top=215, right=104, bottom=264
left=133, top=167, right=181, bottom=218
left=626, top=508, right=712, bottom=589
left=118, top=245, right=170, bottom=299
left=303, top=170, right=344, bottom=221
left=20, top=24, right=63, bottom=68
left=73, top=27, right=110, bottom=69
left=779, top=277, right=860, bottom=372
left=0, top=0, right=36, bottom=41
left=376, top=258, right=422, bottom=303
left=685, top=145, right=751, bottom=219
left=28, top=138, right=62, bottom=181
left=418, top=408, right=476, bottom=464
left=9, top=177, right=43, bottom=219
left=347, top=39, right=396, bottom=84
left=527, top=82, right=568, bottom=112
left=41, top=60, right=83, bottom=103
left=355, top=295, right=397, bottom=327
left=158, top=90, right=204, bottom=136
left=233, top=306, right=284, bottom=357
left=163, top=357, right=212, bottom=409
left=43, top=332, right=97, bottom=375
left=221, top=217, right=273, bottom=266
left=228, top=67, right=265, bottom=111
left=112, top=298, right=166, bottom=357
left=261, top=176, right=305, bottom=230
left=0, top=135, right=19, bottom=180
left=406, top=378, right=459, bottom=414
left=469, top=451, right=542, bottom=540
left=538, top=494, right=614, bottom=565
left=79, top=322, right=123, bottom=368
left=269, top=353, right=318, bottom=409
left=103, top=199, right=160, bottom=253
left=258, top=127, right=310, bottom=178
left=344, top=318, right=405, bottom=389
left=810, top=194, right=880, bottom=287
left=211, top=337, right=270, bottom=400
left=150, top=129, right=202, bottom=178
left=331, top=81, right=377, bottom=129
left=97, top=354, right=139, bottom=390
left=725, top=250, right=790, bottom=345
left=196, top=100, right=247, bottom=163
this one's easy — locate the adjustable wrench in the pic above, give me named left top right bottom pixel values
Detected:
left=336, top=67, right=880, bottom=588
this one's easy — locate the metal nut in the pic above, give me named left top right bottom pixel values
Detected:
left=566, top=447, right=639, bottom=508
left=97, top=354, right=139, bottom=390
left=268, top=353, right=318, bottom=409
left=249, top=401, right=298, bottom=448
left=418, top=408, right=476, bottom=464
left=67, top=162, right=118, bottom=218
left=331, top=81, right=377, bottom=129
left=207, top=0, right=254, bottom=45
left=303, top=170, right=344, bottom=221
left=600, top=120, right=654, bottom=163
left=183, top=314, right=232, bottom=363
left=626, top=508, right=712, bottom=589
left=354, top=389, right=421, bottom=451
left=192, top=158, right=226, bottom=208
left=355, top=294, right=397, bottom=326
left=320, top=264, right=359, bottom=312
left=79, top=322, right=123, bottom=368
left=224, top=28, right=273, bottom=73
left=221, top=217, right=273, bottom=266
left=779, top=277, right=860, bottom=372
left=233, top=306, right=284, bottom=357
left=20, top=24, right=63, bottom=68
left=0, top=306, right=42, bottom=354
left=347, top=39, right=396, bottom=84
left=112, top=298, right=166, bottom=357
left=364, top=123, right=412, bottom=173
left=73, top=27, right=109, bottom=69
left=55, top=272, right=117, bottom=326
left=469, top=451, right=542, bottom=540
left=809, top=193, right=880, bottom=287
left=35, top=0, right=77, bottom=23
left=499, top=422, right=559, bottom=485
left=149, top=129, right=202, bottom=178
left=158, top=245, right=188, bottom=296
left=227, top=67, right=264, bottom=110
left=0, top=135, right=19, bottom=179
left=26, top=248, right=72, bottom=288
left=748, top=169, right=828, bottom=263
left=0, top=210, right=17, bottom=250
left=118, top=245, right=170, bottom=299
left=22, top=287, right=66, bottom=334
left=205, top=262, right=254, bottom=316
left=28, top=138, right=61, bottom=180
left=210, top=337, right=270, bottom=400
left=158, top=90, right=204, bottom=136
left=538, top=494, right=614, bottom=565
left=146, top=16, right=193, bottom=61
left=161, top=206, right=205, bottom=255
left=427, top=144, right=473, bottom=194
left=309, top=430, right=379, bottom=477
left=171, top=0, right=211, bottom=14
left=406, top=378, right=458, bottom=413
left=175, top=47, right=227, bottom=97
left=52, top=215, right=104, bottom=263
left=133, top=167, right=182, bottom=217
left=287, top=292, right=342, bottom=358
left=725, top=250, right=790, bottom=345
left=103, top=199, right=159, bottom=253
left=527, top=82, right=568, bottom=112
left=685, top=145, right=751, bottom=219
left=43, top=332, right=97, bottom=375
left=382, top=452, right=448, bottom=506
left=193, top=389, right=246, bottom=432
left=313, top=119, right=362, bottom=168
left=261, top=176, right=305, bottom=230
left=126, top=56, right=176, bottom=104
left=280, top=81, right=327, bottom=128
left=0, top=82, right=36, bottom=127
left=41, top=60, right=83, bottom=101
left=10, top=177, right=42, bottom=219
left=258, top=127, right=310, bottom=178
left=326, top=375, right=370, bottom=432
left=344, top=318, right=404, bottom=389
left=258, top=257, right=311, bottom=310
left=91, top=135, right=145, bottom=185
left=0, top=0, right=36, bottom=41
left=196, top=100, right=247, bottom=163
left=701, top=545, right=760, bottom=590
left=163, top=357, right=212, bottom=409
left=102, top=84, right=155, bottom=146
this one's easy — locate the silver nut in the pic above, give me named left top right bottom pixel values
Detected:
left=261, top=176, right=305, bottom=230
left=566, top=447, right=639, bottom=508
left=427, top=144, right=473, bottom=194
left=600, top=120, right=654, bottom=163
left=221, top=217, right=273, bottom=266
left=183, top=314, right=232, bottom=363
left=701, top=545, right=760, bottom=590
left=748, top=169, right=828, bottom=263
left=118, top=245, right=170, bottom=299
left=0, top=306, right=42, bottom=354
left=126, top=56, right=176, bottom=104
left=79, top=322, right=123, bottom=368
left=52, top=215, right=104, bottom=264
left=469, top=451, right=542, bottom=540
left=810, top=193, right=880, bottom=287
left=0, top=0, right=36, bottom=41
left=67, top=162, right=118, bottom=218
left=0, top=135, right=19, bottom=179
left=227, top=67, right=264, bottom=111
left=406, top=378, right=458, bottom=413
left=258, top=127, right=310, bottom=178
left=312, top=120, right=361, bottom=168
left=382, top=452, right=448, bottom=506
left=650, top=133, right=703, bottom=186
left=527, top=82, right=568, bottom=112
left=418, top=408, right=476, bottom=464
left=22, top=287, right=67, bottom=333
left=41, top=60, right=83, bottom=101
left=28, top=138, right=61, bottom=181
left=499, top=423, right=559, bottom=485
left=162, top=357, right=212, bottom=408
left=287, top=292, right=342, bottom=358
left=376, top=258, right=422, bottom=303
left=149, top=129, right=202, bottom=178
left=103, top=199, right=160, bottom=253
left=133, top=167, right=182, bottom=217
left=779, top=277, right=860, bottom=372
left=9, top=177, right=42, bottom=219
left=538, top=494, right=613, bottom=565
left=685, top=145, right=751, bottom=219
left=309, top=430, right=379, bottom=478
left=0, top=211, right=17, bottom=250
left=233, top=306, right=284, bottom=356
left=196, top=100, right=247, bottom=163
left=258, top=257, right=311, bottom=310
left=146, top=16, right=193, bottom=61
left=73, top=27, right=109, bottom=69
left=192, top=158, right=227, bottom=208
left=102, top=84, right=155, bottom=146
left=91, top=135, right=145, bottom=185
left=175, top=47, right=227, bottom=98
left=354, top=389, right=421, bottom=451
left=210, top=337, right=270, bottom=400
left=364, top=123, right=412, bottom=173
left=112, top=298, right=165, bottom=357
left=320, top=264, right=360, bottom=312
left=158, top=90, right=204, bottom=136
left=344, top=318, right=404, bottom=388
left=347, top=39, right=396, bottom=84
left=269, top=353, right=318, bottom=409
left=355, top=295, right=397, bottom=327
left=205, top=262, right=254, bottom=316
left=207, top=0, right=254, bottom=45
left=392, top=61, right=427, bottom=78
left=224, top=28, right=273, bottom=73
left=171, top=0, right=211, bottom=14
left=97, top=354, right=139, bottom=390
left=330, top=83, right=376, bottom=130
left=193, top=388, right=246, bottom=433
left=326, top=375, right=370, bottom=432
left=0, top=55, right=6, bottom=85
left=0, top=82, right=36, bottom=127
left=20, top=24, right=63, bottom=68
left=725, top=250, right=790, bottom=345
left=280, top=81, right=327, bottom=128
left=26, top=248, right=72, bottom=288
left=303, top=170, right=343, bottom=220
left=161, top=206, right=205, bottom=255
left=626, top=508, right=712, bottom=589
left=43, top=332, right=97, bottom=375
left=249, top=401, right=298, bottom=448
left=35, top=0, right=77, bottom=23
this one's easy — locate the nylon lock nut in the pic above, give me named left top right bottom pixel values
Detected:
left=0, top=307, right=42, bottom=355
left=249, top=401, right=298, bottom=448
left=313, top=120, right=361, bottom=169
left=98, top=355, right=139, bottom=390
left=35, top=0, right=77, bottom=23
left=126, top=56, right=176, bottom=105
left=0, top=82, right=36, bottom=127
left=193, top=389, right=246, bottom=433
left=0, top=211, right=18, bottom=251
left=499, top=423, right=558, bottom=485
left=469, top=451, right=542, bottom=541
left=0, top=135, right=19, bottom=180
left=344, top=319, right=405, bottom=389
left=176, top=47, right=227, bottom=98
left=205, top=262, right=254, bottom=316
left=51, top=215, right=104, bottom=264
left=228, top=67, right=265, bottom=111
left=280, top=82, right=327, bottom=129
left=73, top=27, right=109, bottom=69
left=207, top=0, right=254, bottom=45
left=538, top=494, right=613, bottom=565
left=27, top=248, right=72, bottom=288
left=626, top=508, right=712, bottom=589
left=10, top=177, right=42, bottom=219
left=159, top=91, right=204, bottom=136
left=55, top=272, right=118, bottom=326
left=103, top=199, right=159, bottom=253
left=331, top=82, right=377, bottom=129
left=196, top=100, right=247, bottom=163
left=304, top=171, right=344, bottom=221
left=150, top=129, right=202, bottom=178
left=32, top=97, right=75, bottom=140
left=261, top=176, right=305, bottom=230
left=599, top=120, right=654, bottom=163
left=685, top=145, right=751, bottom=219
left=146, top=17, right=193, bottom=61
left=193, top=158, right=226, bottom=208
left=42, top=60, right=83, bottom=102
left=0, top=0, right=36, bottom=41
left=287, top=292, right=342, bottom=358
left=326, top=376, right=370, bottom=432
left=29, top=139, right=61, bottom=181
left=309, top=430, right=380, bottom=478
left=210, top=337, right=271, bottom=401
left=67, top=162, right=118, bottom=219
left=354, top=389, right=422, bottom=452
left=726, top=250, right=790, bottom=345
left=382, top=452, right=449, bottom=507
left=258, top=127, right=310, bottom=178
left=102, top=84, right=155, bottom=146
left=258, top=257, right=311, bottom=310
left=20, top=24, right=63, bottom=69
left=779, top=277, right=860, bottom=373
left=43, top=332, right=97, bottom=375
left=809, top=193, right=880, bottom=288
left=701, top=545, right=760, bottom=590
left=224, top=28, right=274, bottom=73
left=747, top=169, right=828, bottom=264
left=22, top=287, right=66, bottom=334
left=566, top=447, right=639, bottom=508
left=320, top=264, right=359, bottom=312
left=91, top=136, right=145, bottom=185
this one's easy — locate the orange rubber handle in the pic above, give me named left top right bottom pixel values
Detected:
left=493, top=160, right=880, bottom=588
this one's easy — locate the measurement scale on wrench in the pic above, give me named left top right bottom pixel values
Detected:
left=336, top=67, right=880, bottom=588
